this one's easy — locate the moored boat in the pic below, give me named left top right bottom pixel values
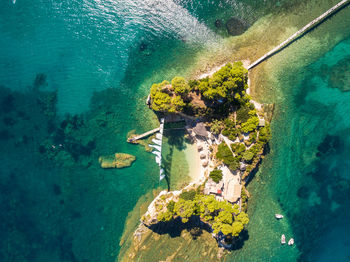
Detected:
left=281, top=234, right=286, bottom=244
left=288, top=238, right=294, bottom=246
left=275, top=214, right=284, bottom=219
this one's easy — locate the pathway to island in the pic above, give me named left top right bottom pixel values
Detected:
left=247, top=0, right=349, bottom=70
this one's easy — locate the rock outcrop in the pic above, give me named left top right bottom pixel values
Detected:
left=99, top=153, right=136, bottom=169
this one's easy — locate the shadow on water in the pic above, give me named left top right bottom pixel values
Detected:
left=147, top=216, right=211, bottom=238
left=161, top=129, right=188, bottom=191
left=165, top=129, right=187, bottom=151
left=147, top=215, right=249, bottom=250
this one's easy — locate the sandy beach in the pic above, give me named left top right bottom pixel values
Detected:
left=184, top=143, right=202, bottom=182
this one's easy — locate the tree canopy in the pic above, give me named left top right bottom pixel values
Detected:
left=157, top=193, right=249, bottom=237
left=171, top=76, right=191, bottom=96
left=209, top=169, right=223, bottom=183
left=149, top=61, right=249, bottom=114
left=216, top=143, right=240, bottom=171
left=149, top=79, right=187, bottom=113
left=199, top=62, right=248, bottom=104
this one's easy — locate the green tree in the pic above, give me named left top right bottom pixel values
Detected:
left=157, top=210, right=173, bottom=221
left=221, top=224, right=234, bottom=235
left=180, top=190, right=197, bottom=201
left=258, top=124, right=271, bottom=143
left=198, top=79, right=209, bottom=93
left=209, top=169, right=223, bottom=183
left=151, top=91, right=172, bottom=112
left=155, top=193, right=249, bottom=238
left=167, top=200, right=175, bottom=213
left=216, top=143, right=232, bottom=160
left=170, top=96, right=186, bottom=112
left=200, top=62, right=248, bottom=104
left=215, top=210, right=233, bottom=224
left=210, top=119, right=224, bottom=135
left=231, top=221, right=244, bottom=236
left=150, top=80, right=173, bottom=112
left=236, top=212, right=249, bottom=225
left=242, top=150, right=254, bottom=162
left=174, top=199, right=197, bottom=223
left=216, top=143, right=240, bottom=171
left=171, top=76, right=191, bottom=96
left=231, top=143, right=246, bottom=156
left=228, top=157, right=240, bottom=171
left=241, top=115, right=259, bottom=133
left=236, top=105, right=251, bottom=123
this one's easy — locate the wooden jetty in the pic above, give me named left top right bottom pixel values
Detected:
left=127, top=127, right=160, bottom=142
left=247, top=0, right=349, bottom=70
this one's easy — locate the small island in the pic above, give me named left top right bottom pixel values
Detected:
left=128, top=61, right=272, bottom=254
left=99, top=153, right=136, bottom=169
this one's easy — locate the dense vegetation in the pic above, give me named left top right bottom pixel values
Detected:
left=149, top=62, right=249, bottom=116
left=215, top=121, right=271, bottom=173
left=179, top=189, right=197, bottom=201
left=216, top=143, right=240, bottom=171
left=197, top=62, right=248, bottom=103
left=150, top=80, right=186, bottom=113
left=157, top=193, right=249, bottom=237
left=209, top=169, right=223, bottom=183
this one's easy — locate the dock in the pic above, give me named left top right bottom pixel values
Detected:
left=127, top=127, right=160, bottom=142
left=247, top=0, right=349, bottom=70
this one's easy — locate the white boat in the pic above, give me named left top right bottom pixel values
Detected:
left=149, top=144, right=161, bottom=152
left=288, top=238, right=294, bottom=246
left=281, top=234, right=286, bottom=244
left=159, top=168, right=166, bottom=181
left=275, top=214, right=284, bottom=219
left=152, top=138, right=162, bottom=146
left=152, top=151, right=161, bottom=158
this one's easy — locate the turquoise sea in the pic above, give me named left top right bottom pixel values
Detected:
left=0, top=0, right=349, bottom=261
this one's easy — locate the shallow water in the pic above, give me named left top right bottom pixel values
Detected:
left=1, top=0, right=349, bottom=261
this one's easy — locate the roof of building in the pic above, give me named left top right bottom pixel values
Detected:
left=193, top=122, right=208, bottom=137
left=204, top=179, right=223, bottom=195
left=224, top=179, right=242, bottom=203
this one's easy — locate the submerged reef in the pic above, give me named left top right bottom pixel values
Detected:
left=225, top=18, right=248, bottom=36
left=329, top=56, right=350, bottom=92
left=99, top=153, right=136, bottom=169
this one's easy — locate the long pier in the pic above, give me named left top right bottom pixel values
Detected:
left=247, top=0, right=349, bottom=70
left=128, top=127, right=160, bottom=142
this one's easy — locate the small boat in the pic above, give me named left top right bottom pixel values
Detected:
left=275, top=214, right=284, bottom=219
left=281, top=234, right=286, bottom=244
left=288, top=238, right=294, bottom=246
